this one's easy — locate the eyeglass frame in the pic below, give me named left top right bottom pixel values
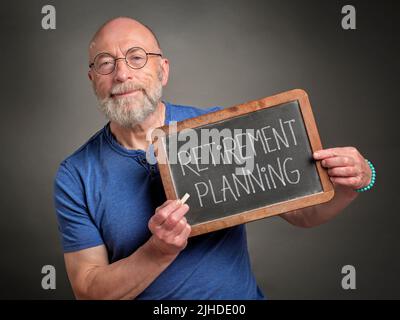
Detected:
left=89, top=46, right=163, bottom=75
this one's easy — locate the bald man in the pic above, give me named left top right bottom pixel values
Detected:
left=54, top=17, right=373, bottom=300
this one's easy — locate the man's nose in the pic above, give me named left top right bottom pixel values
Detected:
left=113, top=58, right=133, bottom=82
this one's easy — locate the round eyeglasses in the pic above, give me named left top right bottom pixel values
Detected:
left=89, top=47, right=163, bottom=75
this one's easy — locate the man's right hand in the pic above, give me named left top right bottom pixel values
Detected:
left=147, top=200, right=191, bottom=257
left=64, top=199, right=191, bottom=300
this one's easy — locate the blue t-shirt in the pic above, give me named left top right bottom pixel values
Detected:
left=54, top=102, right=265, bottom=300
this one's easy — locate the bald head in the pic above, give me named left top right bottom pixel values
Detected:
left=89, top=17, right=162, bottom=62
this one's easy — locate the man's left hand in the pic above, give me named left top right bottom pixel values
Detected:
left=313, top=147, right=371, bottom=190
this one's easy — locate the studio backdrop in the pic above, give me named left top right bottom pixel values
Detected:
left=0, top=0, right=398, bottom=299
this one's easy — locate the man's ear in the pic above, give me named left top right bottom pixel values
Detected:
left=88, top=70, right=93, bottom=81
left=161, top=58, right=170, bottom=86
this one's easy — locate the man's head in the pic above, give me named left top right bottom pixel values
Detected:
left=88, top=17, right=169, bottom=128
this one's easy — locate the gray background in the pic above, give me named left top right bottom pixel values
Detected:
left=0, top=0, right=398, bottom=299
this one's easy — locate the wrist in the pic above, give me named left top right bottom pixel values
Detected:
left=355, top=159, right=376, bottom=192
left=336, top=183, right=360, bottom=200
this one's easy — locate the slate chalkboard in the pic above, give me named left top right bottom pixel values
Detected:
left=153, top=89, right=334, bottom=236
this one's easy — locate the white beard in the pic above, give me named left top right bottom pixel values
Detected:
left=96, top=72, right=163, bottom=128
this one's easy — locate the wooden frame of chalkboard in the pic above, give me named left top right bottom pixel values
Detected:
left=152, top=89, right=334, bottom=237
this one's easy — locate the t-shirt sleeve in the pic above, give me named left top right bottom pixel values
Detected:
left=53, top=162, right=104, bottom=253
left=207, top=106, right=223, bottom=113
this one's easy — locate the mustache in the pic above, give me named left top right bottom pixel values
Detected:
left=110, top=82, right=146, bottom=96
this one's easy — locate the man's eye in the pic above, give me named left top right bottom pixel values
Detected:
left=130, top=56, right=144, bottom=61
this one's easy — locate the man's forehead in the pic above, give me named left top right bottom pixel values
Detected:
left=89, top=19, right=159, bottom=58
left=89, top=36, right=149, bottom=56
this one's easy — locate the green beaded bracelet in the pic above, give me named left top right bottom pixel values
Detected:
left=355, top=159, right=376, bottom=192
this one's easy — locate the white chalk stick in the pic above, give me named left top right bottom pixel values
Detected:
left=180, top=193, right=190, bottom=204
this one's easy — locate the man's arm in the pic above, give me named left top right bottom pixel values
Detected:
left=281, top=147, right=372, bottom=228
left=64, top=200, right=191, bottom=300
left=281, top=184, right=358, bottom=227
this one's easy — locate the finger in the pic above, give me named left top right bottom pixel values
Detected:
left=313, top=148, right=339, bottom=160
left=172, top=224, right=192, bottom=250
left=160, top=204, right=190, bottom=231
left=174, top=223, right=192, bottom=245
left=157, top=199, right=175, bottom=210
left=169, top=217, right=188, bottom=238
left=328, top=166, right=358, bottom=177
left=178, top=224, right=192, bottom=240
left=330, top=176, right=363, bottom=188
left=151, top=200, right=182, bottom=226
left=313, top=147, right=354, bottom=160
left=321, top=156, right=355, bottom=168
left=157, top=200, right=176, bottom=209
